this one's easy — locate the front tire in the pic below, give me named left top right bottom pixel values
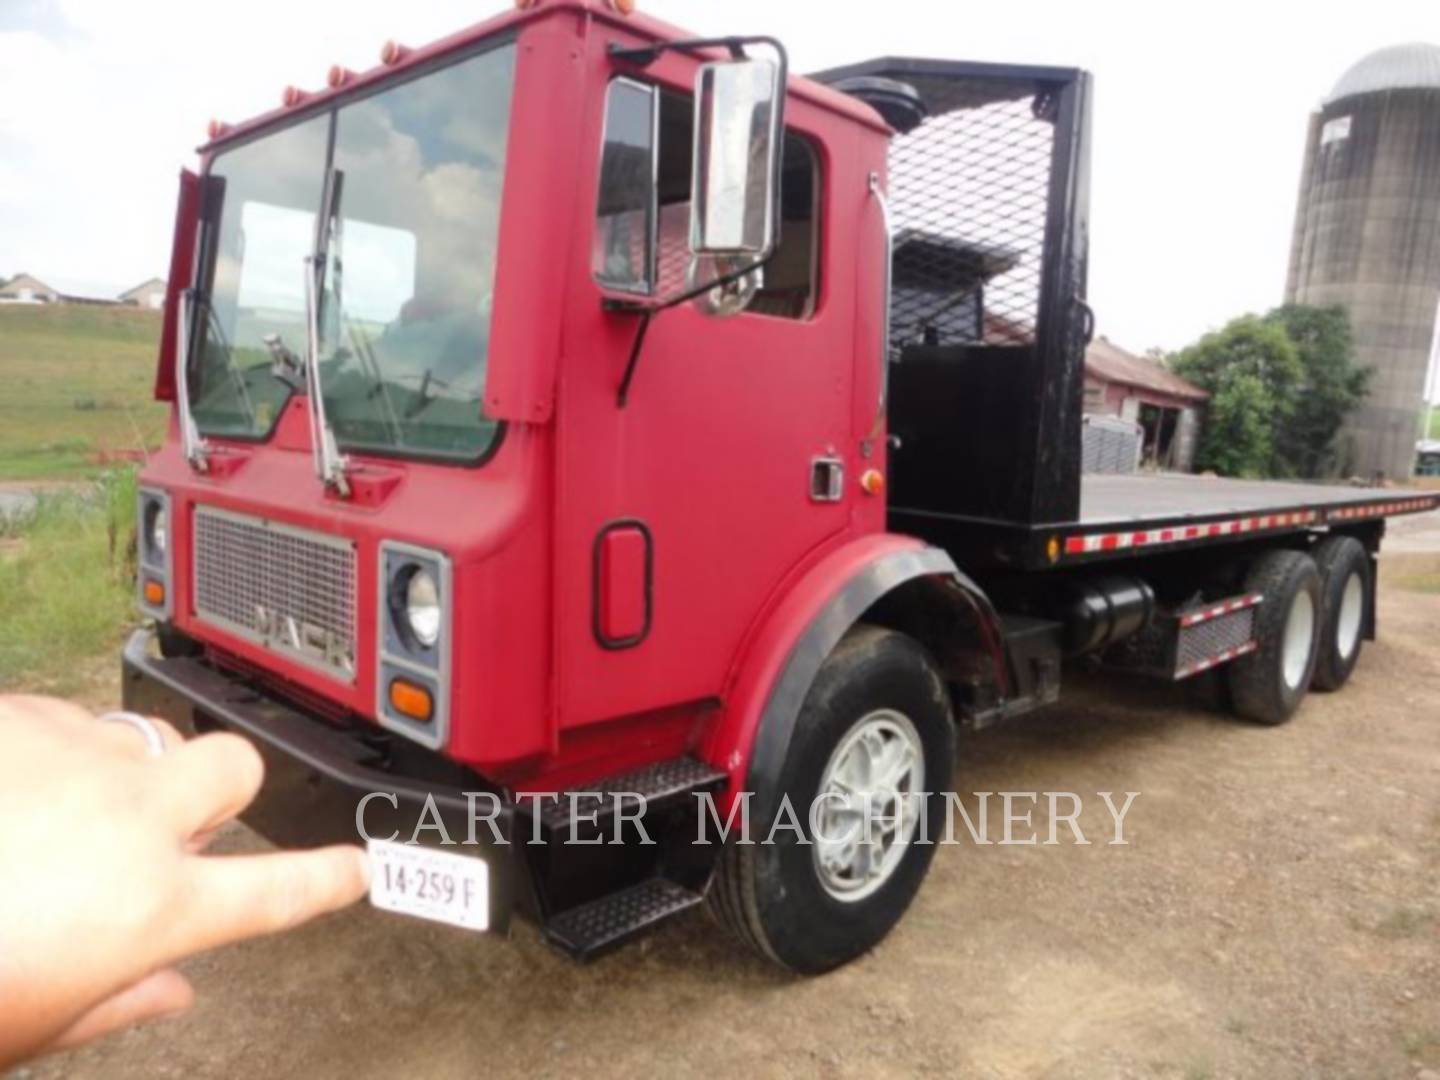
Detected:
left=708, top=624, right=955, bottom=973
left=1226, top=549, right=1322, bottom=725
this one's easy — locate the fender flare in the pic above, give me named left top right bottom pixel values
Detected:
left=705, top=535, right=1006, bottom=825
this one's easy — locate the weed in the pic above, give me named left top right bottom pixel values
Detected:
left=0, top=469, right=139, bottom=691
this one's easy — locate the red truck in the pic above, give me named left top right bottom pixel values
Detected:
left=123, top=0, right=1440, bottom=973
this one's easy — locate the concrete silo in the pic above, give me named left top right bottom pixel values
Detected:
left=1285, top=43, right=1440, bottom=480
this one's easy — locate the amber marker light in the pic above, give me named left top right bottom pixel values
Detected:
left=389, top=678, right=435, bottom=723
left=327, top=65, right=356, bottom=89
left=607, top=0, right=637, bottom=13
left=143, top=581, right=166, bottom=607
left=206, top=118, right=230, bottom=140
left=1047, top=535, right=1062, bottom=564
left=380, top=40, right=410, bottom=66
left=860, top=469, right=885, bottom=496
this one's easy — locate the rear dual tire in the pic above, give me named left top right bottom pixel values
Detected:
left=1226, top=550, right=1323, bottom=725
left=1310, top=536, right=1370, bottom=692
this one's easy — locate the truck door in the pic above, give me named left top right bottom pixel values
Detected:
left=555, top=72, right=868, bottom=729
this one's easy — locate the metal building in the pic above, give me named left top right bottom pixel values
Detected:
left=1286, top=43, right=1440, bottom=480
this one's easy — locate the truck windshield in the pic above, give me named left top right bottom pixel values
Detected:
left=190, top=42, right=517, bottom=462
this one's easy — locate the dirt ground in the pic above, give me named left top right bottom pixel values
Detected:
left=17, top=513, right=1440, bottom=1080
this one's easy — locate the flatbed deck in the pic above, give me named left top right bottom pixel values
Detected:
left=892, top=475, right=1440, bottom=572
left=1061, top=474, right=1438, bottom=564
left=1080, top=474, right=1434, bottom=524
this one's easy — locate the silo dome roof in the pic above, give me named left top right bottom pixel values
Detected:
left=1327, top=43, right=1440, bottom=104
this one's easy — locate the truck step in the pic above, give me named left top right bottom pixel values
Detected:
left=535, top=755, right=727, bottom=835
left=544, top=877, right=703, bottom=960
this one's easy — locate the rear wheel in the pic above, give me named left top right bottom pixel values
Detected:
left=1226, top=549, right=1322, bottom=725
left=707, top=624, right=955, bottom=973
left=1310, top=536, right=1371, bottom=691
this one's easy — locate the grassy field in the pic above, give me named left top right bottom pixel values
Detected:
left=0, top=304, right=168, bottom=480
left=0, top=469, right=138, bottom=691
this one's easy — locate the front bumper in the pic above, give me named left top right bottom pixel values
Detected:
left=121, top=628, right=520, bottom=930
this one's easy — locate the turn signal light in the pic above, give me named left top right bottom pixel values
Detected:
left=389, top=678, right=434, bottom=723
left=860, top=469, right=885, bottom=496
left=143, top=580, right=166, bottom=607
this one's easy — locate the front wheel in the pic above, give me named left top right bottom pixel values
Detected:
left=708, top=624, right=955, bottom=973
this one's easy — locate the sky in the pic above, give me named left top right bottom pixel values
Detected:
left=1, top=0, right=1437, bottom=357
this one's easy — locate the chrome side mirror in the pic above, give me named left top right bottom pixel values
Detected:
left=690, top=58, right=781, bottom=259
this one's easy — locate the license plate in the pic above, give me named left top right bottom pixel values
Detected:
left=367, top=839, right=489, bottom=932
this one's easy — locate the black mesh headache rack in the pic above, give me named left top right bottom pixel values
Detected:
left=811, top=58, right=1096, bottom=567
left=812, top=58, right=1440, bottom=571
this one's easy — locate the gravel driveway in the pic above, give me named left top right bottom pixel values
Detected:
left=18, top=529, right=1440, bottom=1080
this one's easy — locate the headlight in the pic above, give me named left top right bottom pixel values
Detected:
left=144, top=501, right=168, bottom=559
left=404, top=567, right=441, bottom=648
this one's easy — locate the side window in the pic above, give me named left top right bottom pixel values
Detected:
left=594, top=79, right=657, bottom=294
left=593, top=79, right=821, bottom=319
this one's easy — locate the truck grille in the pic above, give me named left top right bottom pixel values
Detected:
left=191, top=506, right=358, bottom=682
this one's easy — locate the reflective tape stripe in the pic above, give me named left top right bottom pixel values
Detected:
left=1175, top=639, right=1258, bottom=680
left=1062, top=495, right=1438, bottom=559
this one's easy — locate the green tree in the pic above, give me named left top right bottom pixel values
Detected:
left=1262, top=304, right=1371, bottom=478
left=1172, top=315, right=1303, bottom=477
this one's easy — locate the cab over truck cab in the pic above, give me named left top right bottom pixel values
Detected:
left=124, top=0, right=1438, bottom=972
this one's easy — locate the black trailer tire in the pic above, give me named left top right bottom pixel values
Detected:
left=707, top=624, right=955, bottom=974
left=1225, top=550, right=1323, bottom=725
left=1310, top=536, right=1371, bottom=692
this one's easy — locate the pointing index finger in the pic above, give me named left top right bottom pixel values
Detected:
left=164, top=845, right=371, bottom=962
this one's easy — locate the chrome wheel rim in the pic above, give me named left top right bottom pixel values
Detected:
left=1336, top=572, right=1364, bottom=661
left=1282, top=589, right=1317, bottom=691
left=812, top=709, right=925, bottom=904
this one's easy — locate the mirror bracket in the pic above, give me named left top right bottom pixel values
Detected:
left=608, top=37, right=752, bottom=68
left=604, top=34, right=791, bottom=409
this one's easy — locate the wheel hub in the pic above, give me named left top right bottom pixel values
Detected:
left=1282, top=588, right=1317, bottom=691
left=1336, top=572, right=1364, bottom=661
left=812, top=709, right=925, bottom=903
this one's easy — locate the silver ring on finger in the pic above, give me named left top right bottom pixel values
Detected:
left=99, top=711, right=168, bottom=758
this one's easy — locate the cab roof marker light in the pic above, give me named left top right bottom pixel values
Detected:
left=327, top=65, right=357, bottom=89
left=606, top=0, right=637, bottom=12
left=380, top=41, right=410, bottom=66
left=282, top=85, right=309, bottom=108
left=206, top=118, right=230, bottom=140
left=514, top=0, right=540, bottom=9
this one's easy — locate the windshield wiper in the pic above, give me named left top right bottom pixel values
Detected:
left=303, top=168, right=353, bottom=497
left=303, top=252, right=351, bottom=497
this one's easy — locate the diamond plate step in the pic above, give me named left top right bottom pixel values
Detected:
left=535, top=756, right=727, bottom=834
left=544, top=878, right=703, bottom=960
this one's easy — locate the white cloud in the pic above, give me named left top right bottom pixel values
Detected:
left=1, top=0, right=1437, bottom=349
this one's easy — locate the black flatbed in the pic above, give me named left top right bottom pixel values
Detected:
left=894, top=474, right=1439, bottom=571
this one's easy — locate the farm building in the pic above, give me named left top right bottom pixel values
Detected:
left=0, top=273, right=60, bottom=304
left=1083, top=337, right=1209, bottom=471
left=119, top=278, right=167, bottom=309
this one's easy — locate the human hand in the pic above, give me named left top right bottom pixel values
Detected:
left=0, top=695, right=370, bottom=1067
